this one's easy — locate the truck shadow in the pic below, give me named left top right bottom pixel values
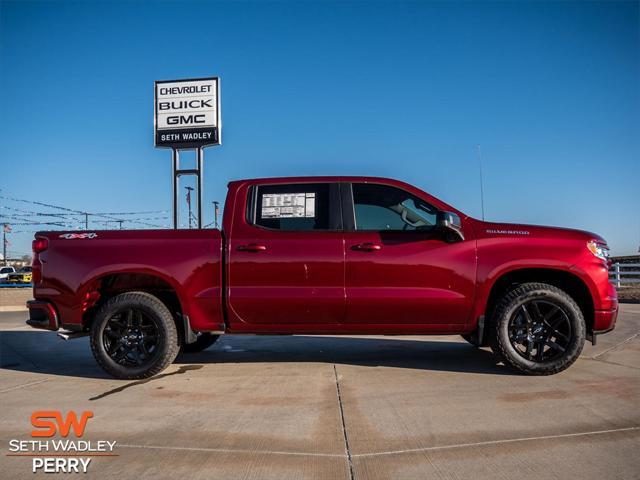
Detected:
left=176, top=335, right=510, bottom=375
left=0, top=331, right=509, bottom=379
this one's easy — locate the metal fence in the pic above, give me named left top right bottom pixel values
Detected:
left=610, top=263, right=640, bottom=288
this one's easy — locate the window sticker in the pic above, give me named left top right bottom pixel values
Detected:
left=261, top=193, right=316, bottom=218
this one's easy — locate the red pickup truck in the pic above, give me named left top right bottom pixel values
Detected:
left=27, top=176, right=618, bottom=379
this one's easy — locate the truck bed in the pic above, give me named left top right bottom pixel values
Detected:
left=34, top=229, right=223, bottom=332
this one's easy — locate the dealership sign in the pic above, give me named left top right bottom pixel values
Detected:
left=154, top=77, right=220, bottom=148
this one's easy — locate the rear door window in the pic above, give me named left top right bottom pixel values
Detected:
left=250, top=183, right=341, bottom=231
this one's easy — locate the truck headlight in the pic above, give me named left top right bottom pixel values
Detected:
left=587, top=240, right=609, bottom=261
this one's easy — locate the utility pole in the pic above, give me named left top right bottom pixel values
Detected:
left=476, top=144, right=486, bottom=221
left=213, top=201, right=220, bottom=229
left=185, top=186, right=194, bottom=229
left=2, top=224, right=7, bottom=266
left=84, top=213, right=89, bottom=230
left=0, top=190, right=4, bottom=266
left=117, top=220, right=123, bottom=230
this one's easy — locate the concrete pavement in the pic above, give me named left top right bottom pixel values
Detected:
left=1, top=305, right=639, bottom=479
left=0, top=288, right=30, bottom=312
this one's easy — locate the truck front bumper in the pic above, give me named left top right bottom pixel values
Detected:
left=26, top=300, right=59, bottom=331
left=590, top=307, right=618, bottom=345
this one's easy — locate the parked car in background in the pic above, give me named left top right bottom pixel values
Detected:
left=0, top=266, right=16, bottom=283
left=7, top=266, right=32, bottom=284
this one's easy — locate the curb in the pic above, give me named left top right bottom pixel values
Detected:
left=0, top=306, right=27, bottom=312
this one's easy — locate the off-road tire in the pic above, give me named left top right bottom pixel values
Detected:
left=180, top=332, right=220, bottom=353
left=90, top=291, right=179, bottom=379
left=490, top=282, right=586, bottom=375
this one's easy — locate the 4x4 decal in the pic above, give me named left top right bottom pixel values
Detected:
left=58, top=233, right=98, bottom=239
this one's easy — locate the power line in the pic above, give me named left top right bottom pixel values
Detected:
left=1, top=212, right=168, bottom=225
left=90, top=210, right=168, bottom=215
left=0, top=221, right=72, bottom=226
left=0, top=194, right=168, bottom=227
left=0, top=194, right=169, bottom=229
left=0, top=194, right=87, bottom=215
left=1, top=205, right=71, bottom=218
left=0, top=215, right=69, bottom=223
left=2, top=204, right=166, bottom=217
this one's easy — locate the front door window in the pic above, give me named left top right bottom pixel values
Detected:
left=352, top=183, right=437, bottom=231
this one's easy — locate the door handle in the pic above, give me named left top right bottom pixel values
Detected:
left=352, top=242, right=382, bottom=252
left=237, top=243, right=267, bottom=252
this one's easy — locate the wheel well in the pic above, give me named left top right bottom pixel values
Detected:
left=485, top=269, right=594, bottom=333
left=83, top=273, right=183, bottom=337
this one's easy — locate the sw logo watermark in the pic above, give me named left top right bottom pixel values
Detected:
left=31, top=410, right=93, bottom=437
left=7, top=410, right=117, bottom=474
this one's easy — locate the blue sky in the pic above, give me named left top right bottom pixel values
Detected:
left=0, top=0, right=638, bottom=256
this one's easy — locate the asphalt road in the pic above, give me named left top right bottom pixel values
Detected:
left=1, top=306, right=639, bottom=479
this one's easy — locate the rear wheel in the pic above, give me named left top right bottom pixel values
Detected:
left=90, top=292, right=179, bottom=379
left=180, top=332, right=220, bottom=353
left=490, top=283, right=585, bottom=375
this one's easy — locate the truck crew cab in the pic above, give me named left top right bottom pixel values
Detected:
left=26, top=177, right=618, bottom=379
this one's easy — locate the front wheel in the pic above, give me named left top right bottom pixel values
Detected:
left=490, top=283, right=586, bottom=375
left=90, top=292, right=179, bottom=379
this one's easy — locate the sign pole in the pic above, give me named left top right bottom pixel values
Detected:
left=197, top=147, right=204, bottom=229
left=172, top=149, right=179, bottom=229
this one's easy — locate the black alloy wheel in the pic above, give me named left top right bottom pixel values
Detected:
left=90, top=291, right=179, bottom=379
left=490, top=282, right=586, bottom=375
left=507, top=300, right=571, bottom=363
left=102, top=307, right=161, bottom=367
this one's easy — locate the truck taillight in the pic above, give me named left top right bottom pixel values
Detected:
left=32, top=238, right=49, bottom=253
left=32, top=237, right=48, bottom=284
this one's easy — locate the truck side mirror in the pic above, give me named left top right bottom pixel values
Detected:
left=436, top=211, right=465, bottom=242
